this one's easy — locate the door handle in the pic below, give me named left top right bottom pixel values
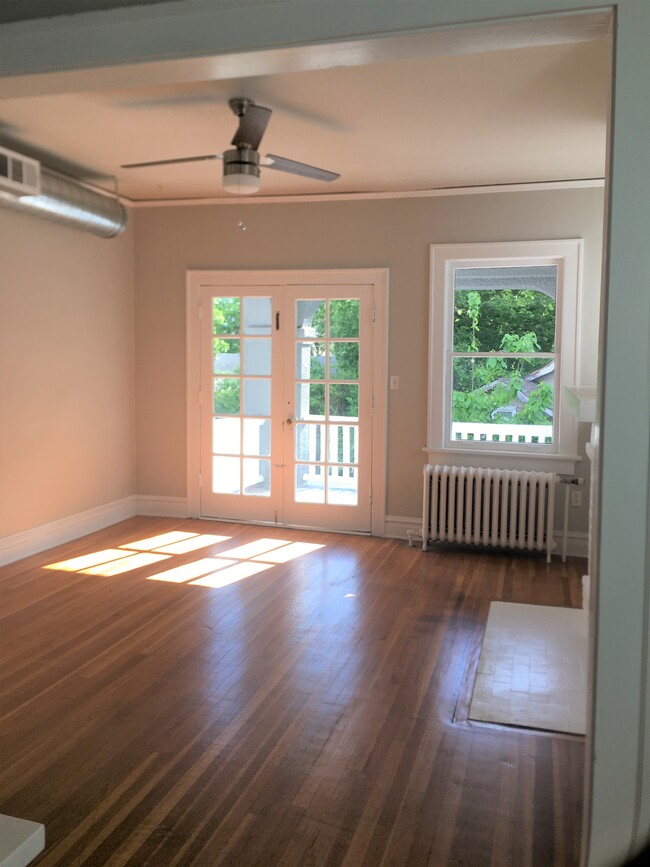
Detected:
left=285, top=417, right=293, bottom=427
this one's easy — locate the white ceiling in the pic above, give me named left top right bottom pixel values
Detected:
left=0, top=17, right=611, bottom=203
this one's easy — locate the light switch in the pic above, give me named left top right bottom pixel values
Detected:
left=390, top=375, right=399, bottom=390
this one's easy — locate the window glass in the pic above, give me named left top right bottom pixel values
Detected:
left=427, top=241, right=580, bottom=468
left=450, top=265, right=556, bottom=445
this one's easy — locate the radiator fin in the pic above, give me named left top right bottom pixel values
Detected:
left=422, top=464, right=558, bottom=562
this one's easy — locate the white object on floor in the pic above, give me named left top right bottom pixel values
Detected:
left=468, top=601, right=588, bottom=735
left=0, top=815, right=45, bottom=867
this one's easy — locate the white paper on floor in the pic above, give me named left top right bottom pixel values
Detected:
left=468, top=601, right=588, bottom=735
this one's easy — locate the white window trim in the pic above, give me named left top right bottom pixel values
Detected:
left=426, top=240, right=582, bottom=475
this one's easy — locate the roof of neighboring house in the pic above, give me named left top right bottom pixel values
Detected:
left=484, top=360, right=555, bottom=419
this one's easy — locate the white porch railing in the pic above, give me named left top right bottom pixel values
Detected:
left=451, top=421, right=553, bottom=445
left=298, top=416, right=358, bottom=489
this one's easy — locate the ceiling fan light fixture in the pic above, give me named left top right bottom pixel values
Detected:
left=222, top=172, right=261, bottom=195
left=222, top=147, right=261, bottom=195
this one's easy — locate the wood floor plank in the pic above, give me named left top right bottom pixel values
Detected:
left=0, top=518, right=586, bottom=865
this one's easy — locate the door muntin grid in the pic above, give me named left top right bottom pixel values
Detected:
left=293, top=298, right=360, bottom=506
left=211, top=296, right=273, bottom=497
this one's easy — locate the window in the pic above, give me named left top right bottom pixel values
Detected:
left=427, top=240, right=581, bottom=473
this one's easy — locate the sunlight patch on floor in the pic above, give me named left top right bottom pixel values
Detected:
left=216, top=538, right=292, bottom=560
left=251, top=541, right=324, bottom=563
left=153, top=534, right=229, bottom=554
left=190, top=561, right=272, bottom=588
left=145, top=558, right=237, bottom=584
left=119, top=531, right=199, bottom=551
left=82, top=552, right=170, bottom=576
left=43, top=530, right=325, bottom=589
left=44, top=549, right=130, bottom=572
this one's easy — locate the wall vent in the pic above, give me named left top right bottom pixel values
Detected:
left=0, top=146, right=41, bottom=197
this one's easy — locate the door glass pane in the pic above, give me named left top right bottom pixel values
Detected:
left=213, top=339, right=240, bottom=373
left=243, top=379, right=270, bottom=416
left=292, top=297, right=363, bottom=511
left=214, top=378, right=240, bottom=414
left=328, top=342, right=359, bottom=380
left=296, top=300, right=325, bottom=337
left=327, top=465, right=358, bottom=506
left=330, top=299, right=359, bottom=338
left=327, top=423, right=357, bottom=464
left=296, top=383, right=325, bottom=420
left=295, top=423, right=325, bottom=462
left=209, top=294, right=276, bottom=510
left=295, top=464, right=325, bottom=503
left=213, top=417, right=240, bottom=455
left=243, top=459, right=271, bottom=496
left=296, top=341, right=325, bottom=380
left=213, top=298, right=240, bottom=335
left=243, top=418, right=271, bottom=456
left=328, top=384, right=358, bottom=419
left=243, top=338, right=271, bottom=375
left=212, top=456, right=240, bottom=494
left=243, top=297, right=272, bottom=335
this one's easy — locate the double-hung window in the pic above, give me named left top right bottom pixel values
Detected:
left=427, top=240, right=581, bottom=473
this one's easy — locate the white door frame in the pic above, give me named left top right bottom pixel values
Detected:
left=186, top=268, right=388, bottom=536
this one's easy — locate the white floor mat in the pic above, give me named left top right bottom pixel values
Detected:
left=468, top=601, right=588, bottom=735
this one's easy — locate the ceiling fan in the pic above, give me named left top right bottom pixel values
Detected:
left=121, top=97, right=340, bottom=195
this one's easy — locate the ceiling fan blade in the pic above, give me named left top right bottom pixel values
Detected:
left=121, top=154, right=221, bottom=169
left=264, top=154, right=340, bottom=182
left=231, top=104, right=272, bottom=150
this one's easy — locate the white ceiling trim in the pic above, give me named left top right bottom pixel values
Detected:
left=125, top=177, right=605, bottom=208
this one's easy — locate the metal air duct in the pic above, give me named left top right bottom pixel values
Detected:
left=0, top=165, right=127, bottom=238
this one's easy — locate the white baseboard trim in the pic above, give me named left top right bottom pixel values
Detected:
left=384, top=515, right=421, bottom=540
left=384, top=516, right=588, bottom=559
left=0, top=496, right=136, bottom=567
left=555, top=530, right=589, bottom=560
left=0, top=502, right=587, bottom=568
left=135, top=495, right=188, bottom=518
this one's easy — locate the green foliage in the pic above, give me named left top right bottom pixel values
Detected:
left=211, top=297, right=362, bottom=419
left=454, top=288, right=555, bottom=353
left=212, top=300, right=243, bottom=414
left=214, top=379, right=240, bottom=415
left=518, top=382, right=554, bottom=424
left=213, top=297, right=241, bottom=354
left=452, top=287, right=554, bottom=428
left=452, top=376, right=553, bottom=427
left=329, top=384, right=358, bottom=418
left=307, top=300, right=360, bottom=417
left=312, top=299, right=360, bottom=340
left=452, top=388, right=493, bottom=423
left=455, top=290, right=481, bottom=352
left=499, top=331, right=540, bottom=353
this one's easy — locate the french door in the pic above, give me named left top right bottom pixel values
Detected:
left=193, top=275, right=377, bottom=533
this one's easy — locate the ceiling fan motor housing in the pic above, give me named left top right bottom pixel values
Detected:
left=222, top=146, right=261, bottom=194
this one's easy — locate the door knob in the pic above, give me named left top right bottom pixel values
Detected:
left=285, top=417, right=293, bottom=427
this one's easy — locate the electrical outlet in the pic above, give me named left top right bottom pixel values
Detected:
left=570, top=488, right=583, bottom=508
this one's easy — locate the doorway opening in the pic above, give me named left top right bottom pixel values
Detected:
left=187, top=269, right=388, bottom=535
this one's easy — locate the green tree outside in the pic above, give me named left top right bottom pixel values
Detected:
left=213, top=297, right=242, bottom=414
left=452, top=289, right=555, bottom=426
left=308, top=300, right=360, bottom=417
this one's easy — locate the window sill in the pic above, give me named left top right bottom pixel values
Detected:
left=422, top=446, right=580, bottom=476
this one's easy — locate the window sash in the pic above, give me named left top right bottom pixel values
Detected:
left=427, top=240, right=581, bottom=470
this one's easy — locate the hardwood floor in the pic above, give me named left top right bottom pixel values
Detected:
left=0, top=518, right=586, bottom=866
